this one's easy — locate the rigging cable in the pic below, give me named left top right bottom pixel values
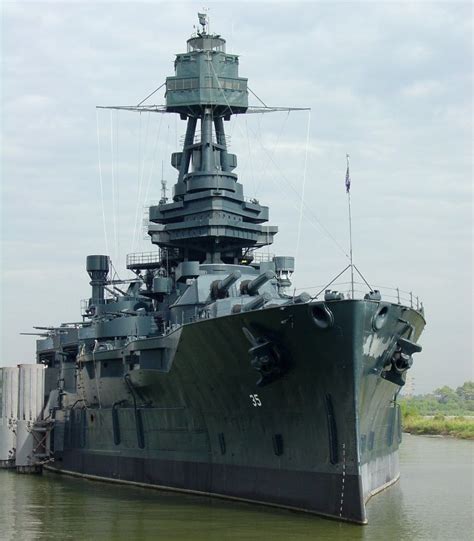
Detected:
left=208, top=57, right=234, bottom=116
left=109, top=258, right=123, bottom=282
left=142, top=113, right=165, bottom=227
left=96, top=110, right=109, bottom=256
left=256, top=109, right=290, bottom=197
left=175, top=114, right=178, bottom=156
left=110, top=110, right=118, bottom=265
left=132, top=112, right=151, bottom=253
left=115, top=110, right=120, bottom=269
left=136, top=81, right=166, bottom=107
left=132, top=112, right=142, bottom=254
left=295, top=110, right=311, bottom=261
left=207, top=58, right=348, bottom=259
left=248, top=121, right=350, bottom=259
left=247, top=86, right=268, bottom=108
left=244, top=116, right=257, bottom=198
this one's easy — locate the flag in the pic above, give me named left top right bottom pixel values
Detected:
left=345, top=163, right=351, bottom=193
left=198, top=13, right=207, bottom=27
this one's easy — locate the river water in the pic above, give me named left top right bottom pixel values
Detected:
left=0, top=434, right=472, bottom=541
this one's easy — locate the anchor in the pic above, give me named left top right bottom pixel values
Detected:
left=242, top=326, right=290, bottom=387
left=382, top=336, right=422, bottom=387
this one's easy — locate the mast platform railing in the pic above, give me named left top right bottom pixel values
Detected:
left=126, top=251, right=163, bottom=268
left=126, top=248, right=181, bottom=270
left=243, top=249, right=274, bottom=263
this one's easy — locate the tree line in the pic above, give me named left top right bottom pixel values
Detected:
left=401, top=381, right=474, bottom=416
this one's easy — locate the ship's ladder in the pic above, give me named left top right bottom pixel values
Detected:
left=30, top=419, right=55, bottom=465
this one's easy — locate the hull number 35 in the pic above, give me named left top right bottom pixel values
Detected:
left=249, top=394, right=262, bottom=407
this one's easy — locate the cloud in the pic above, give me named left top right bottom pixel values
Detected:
left=401, top=80, right=444, bottom=98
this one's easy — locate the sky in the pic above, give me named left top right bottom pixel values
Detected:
left=1, top=1, right=472, bottom=393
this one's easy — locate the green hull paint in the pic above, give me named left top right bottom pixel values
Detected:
left=34, top=17, right=426, bottom=526
left=48, top=300, right=425, bottom=523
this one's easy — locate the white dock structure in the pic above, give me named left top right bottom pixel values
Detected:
left=15, top=364, right=46, bottom=472
left=0, top=367, right=20, bottom=468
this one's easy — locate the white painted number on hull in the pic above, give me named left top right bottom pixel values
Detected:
left=249, top=394, right=262, bottom=407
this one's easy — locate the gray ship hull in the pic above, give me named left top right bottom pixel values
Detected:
left=46, top=299, right=424, bottom=523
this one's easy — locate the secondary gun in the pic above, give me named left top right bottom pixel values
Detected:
left=232, top=292, right=272, bottom=313
left=283, top=292, right=311, bottom=305
left=240, top=271, right=275, bottom=296
left=210, top=270, right=242, bottom=300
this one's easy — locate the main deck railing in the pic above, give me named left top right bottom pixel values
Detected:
left=295, top=280, right=423, bottom=310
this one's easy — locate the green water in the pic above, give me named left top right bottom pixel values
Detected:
left=0, top=434, right=472, bottom=541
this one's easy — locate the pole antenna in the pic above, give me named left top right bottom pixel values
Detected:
left=346, top=154, right=355, bottom=299
left=160, top=161, right=168, bottom=204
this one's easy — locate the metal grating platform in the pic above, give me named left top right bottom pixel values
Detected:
left=126, top=251, right=163, bottom=270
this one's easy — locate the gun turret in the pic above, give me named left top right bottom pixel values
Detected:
left=210, top=270, right=242, bottom=300
left=240, top=271, right=275, bottom=296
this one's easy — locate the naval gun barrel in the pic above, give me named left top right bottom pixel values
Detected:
left=242, top=292, right=272, bottom=312
left=241, top=271, right=275, bottom=296
left=210, top=270, right=242, bottom=300
left=283, top=292, right=311, bottom=305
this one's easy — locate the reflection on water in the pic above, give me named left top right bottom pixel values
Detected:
left=0, top=435, right=472, bottom=541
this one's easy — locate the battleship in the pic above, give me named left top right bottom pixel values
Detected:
left=18, top=14, right=425, bottom=524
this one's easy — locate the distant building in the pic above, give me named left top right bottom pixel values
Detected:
left=403, top=375, right=416, bottom=398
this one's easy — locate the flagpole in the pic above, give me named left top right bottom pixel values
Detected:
left=346, top=154, right=354, bottom=299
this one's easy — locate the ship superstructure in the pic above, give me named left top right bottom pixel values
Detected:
left=23, top=15, right=425, bottom=524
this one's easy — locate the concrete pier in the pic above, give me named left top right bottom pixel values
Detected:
left=0, top=367, right=19, bottom=469
left=15, top=364, right=46, bottom=473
